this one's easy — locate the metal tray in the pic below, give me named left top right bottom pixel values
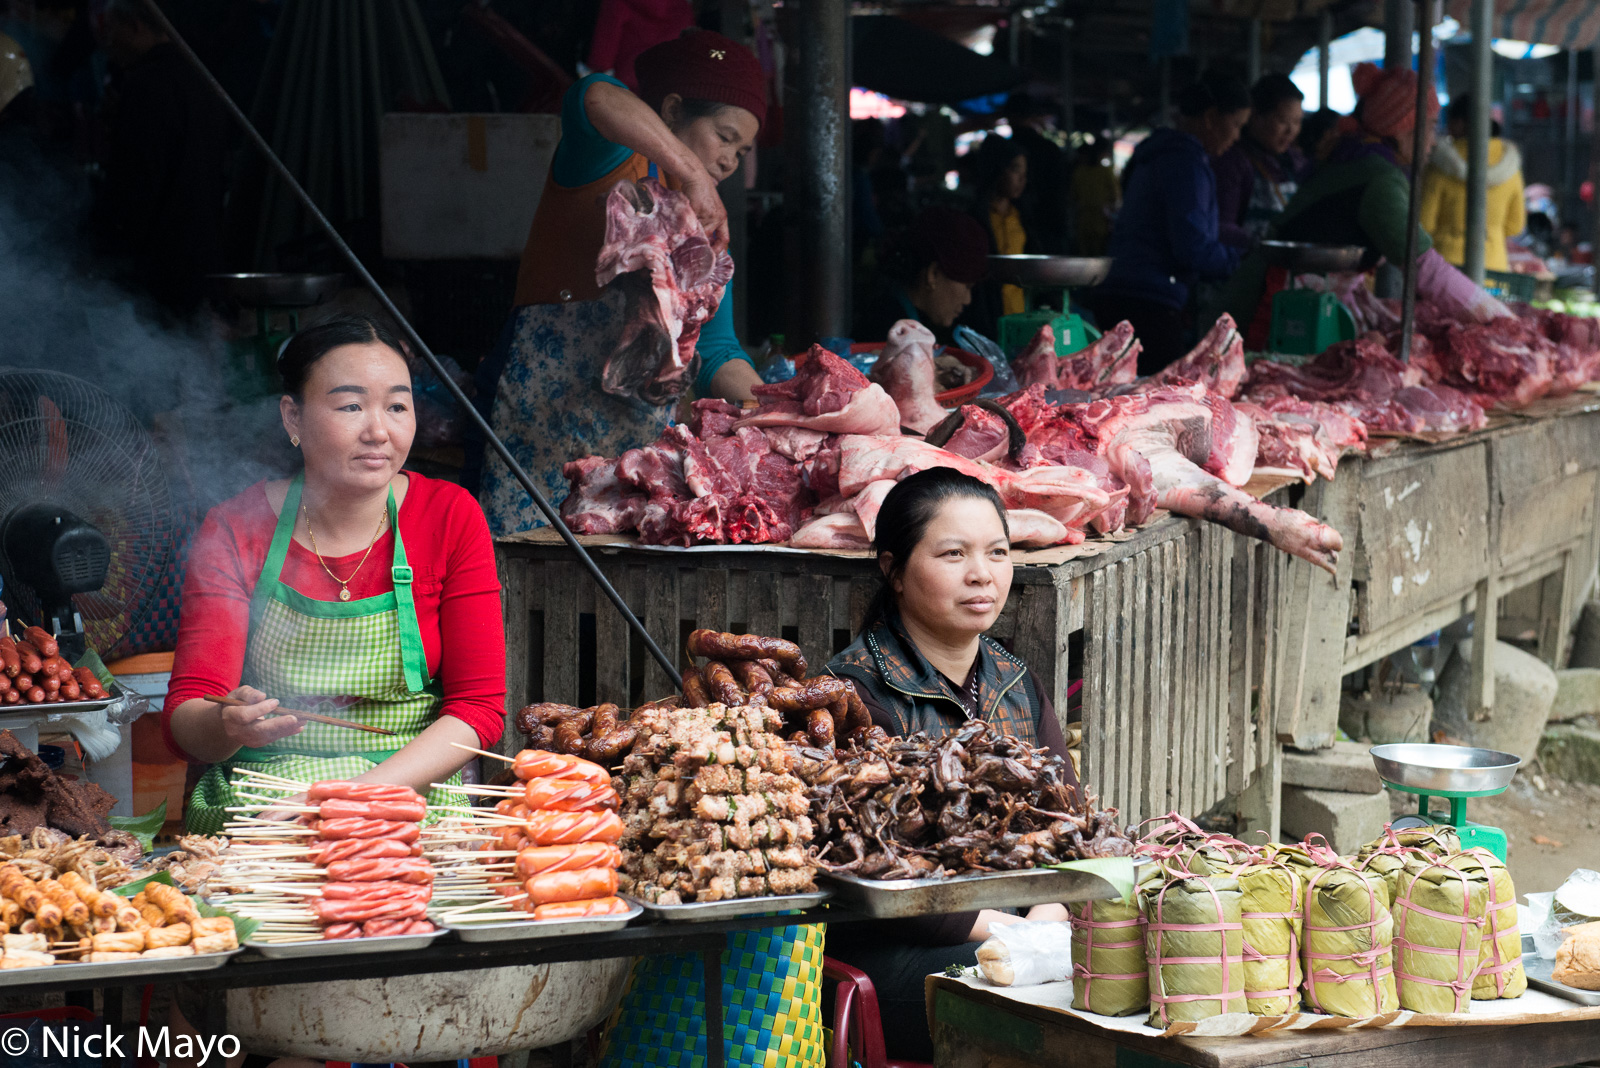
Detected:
left=1259, top=240, right=1365, bottom=272
left=1523, top=952, right=1600, bottom=1006
left=0, top=696, right=116, bottom=718
left=440, top=903, right=643, bottom=942
left=623, top=889, right=831, bottom=923
left=242, top=927, right=445, bottom=959
left=986, top=255, right=1112, bottom=288
left=822, top=861, right=1145, bottom=919
left=1370, top=743, right=1521, bottom=794
left=0, top=947, right=242, bottom=989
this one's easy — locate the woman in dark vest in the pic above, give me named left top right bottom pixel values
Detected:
left=825, top=467, right=1075, bottom=1062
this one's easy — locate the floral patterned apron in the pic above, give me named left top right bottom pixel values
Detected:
left=185, top=474, right=466, bottom=833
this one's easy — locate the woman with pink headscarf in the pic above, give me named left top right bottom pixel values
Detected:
left=1218, top=62, right=1510, bottom=346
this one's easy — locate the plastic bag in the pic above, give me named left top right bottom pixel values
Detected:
left=976, top=920, right=1075, bottom=986
left=1535, top=868, right=1600, bottom=959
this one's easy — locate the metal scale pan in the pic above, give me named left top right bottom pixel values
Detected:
left=985, top=255, right=1113, bottom=289
left=1258, top=241, right=1365, bottom=274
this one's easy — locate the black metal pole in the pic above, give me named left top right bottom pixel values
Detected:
left=1398, top=0, right=1435, bottom=364
left=139, top=0, right=683, bottom=691
left=786, top=0, right=849, bottom=347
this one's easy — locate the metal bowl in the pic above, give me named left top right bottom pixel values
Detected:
left=986, top=255, right=1112, bottom=288
left=1259, top=241, right=1365, bottom=273
left=1370, top=743, right=1521, bottom=794
left=208, top=273, right=345, bottom=307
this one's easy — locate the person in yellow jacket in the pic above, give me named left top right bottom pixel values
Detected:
left=1420, top=94, right=1525, bottom=272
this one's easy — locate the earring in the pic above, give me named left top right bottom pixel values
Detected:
left=290, top=436, right=300, bottom=447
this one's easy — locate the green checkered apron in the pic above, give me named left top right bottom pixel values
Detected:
left=598, top=923, right=827, bottom=1068
left=185, top=474, right=467, bottom=833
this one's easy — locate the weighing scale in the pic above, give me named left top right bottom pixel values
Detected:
left=1260, top=241, right=1362, bottom=356
left=1370, top=742, right=1521, bottom=862
left=208, top=272, right=345, bottom=402
left=986, top=255, right=1111, bottom=358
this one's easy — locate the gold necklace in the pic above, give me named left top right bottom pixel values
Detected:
left=303, top=503, right=389, bottom=601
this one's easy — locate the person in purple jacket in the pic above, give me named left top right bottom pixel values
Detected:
left=1214, top=74, right=1306, bottom=249
left=1092, top=72, right=1251, bottom=373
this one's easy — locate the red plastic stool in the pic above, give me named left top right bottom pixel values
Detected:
left=822, top=957, right=932, bottom=1068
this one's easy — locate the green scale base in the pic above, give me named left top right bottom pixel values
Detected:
left=1268, top=289, right=1357, bottom=356
left=1385, top=782, right=1510, bottom=863
left=997, top=310, right=1099, bottom=360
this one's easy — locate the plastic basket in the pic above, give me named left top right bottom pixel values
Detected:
left=1484, top=269, right=1538, bottom=304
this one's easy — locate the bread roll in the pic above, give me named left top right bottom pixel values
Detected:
left=140, top=945, right=196, bottom=959
left=92, top=930, right=146, bottom=953
left=1553, top=921, right=1600, bottom=990
left=192, top=933, right=238, bottom=954
left=88, top=951, right=142, bottom=962
left=145, top=923, right=191, bottom=949
left=2, top=932, right=46, bottom=953
left=0, top=950, right=54, bottom=968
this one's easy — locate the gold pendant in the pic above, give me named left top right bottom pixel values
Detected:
left=339, top=586, right=351, bottom=601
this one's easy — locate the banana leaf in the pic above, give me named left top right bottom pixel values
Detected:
left=1302, top=866, right=1398, bottom=1017
left=1142, top=876, right=1246, bottom=1027
left=1071, top=895, right=1149, bottom=1016
left=1237, top=863, right=1304, bottom=1015
left=1361, top=825, right=1461, bottom=858
left=1445, top=848, right=1526, bottom=999
left=1392, top=859, right=1487, bottom=1013
left=1356, top=847, right=1421, bottom=907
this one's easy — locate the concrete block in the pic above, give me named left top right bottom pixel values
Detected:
left=1282, top=740, right=1384, bottom=794
left=1280, top=785, right=1390, bottom=854
left=1552, top=668, right=1600, bottom=723
left=1539, top=725, right=1600, bottom=785
left=1339, top=687, right=1431, bottom=745
left=1433, top=638, right=1558, bottom=761
left=1571, top=602, right=1600, bottom=669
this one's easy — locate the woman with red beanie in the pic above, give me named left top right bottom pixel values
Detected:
left=469, top=30, right=768, bottom=533
left=1217, top=62, right=1512, bottom=341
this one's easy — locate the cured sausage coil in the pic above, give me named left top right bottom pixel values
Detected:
left=768, top=677, right=847, bottom=713
left=728, top=659, right=774, bottom=697
left=680, top=666, right=711, bottom=707
left=585, top=724, right=637, bottom=764
left=701, top=660, right=744, bottom=705
left=686, top=630, right=807, bottom=677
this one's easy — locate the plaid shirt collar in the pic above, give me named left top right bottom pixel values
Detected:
left=860, top=613, right=1030, bottom=720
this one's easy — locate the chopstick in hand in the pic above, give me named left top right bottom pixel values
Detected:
left=203, top=694, right=397, bottom=736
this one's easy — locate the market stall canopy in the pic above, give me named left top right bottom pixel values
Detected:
left=1443, top=0, right=1600, bottom=48
left=851, top=15, right=1025, bottom=104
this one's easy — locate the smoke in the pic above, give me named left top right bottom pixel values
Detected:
left=0, top=139, right=293, bottom=512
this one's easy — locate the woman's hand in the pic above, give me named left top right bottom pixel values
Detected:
left=1025, top=902, right=1070, bottom=924
left=680, top=170, right=730, bottom=253
left=214, top=687, right=303, bottom=750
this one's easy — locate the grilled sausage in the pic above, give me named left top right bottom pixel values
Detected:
left=584, top=724, right=638, bottom=764
left=522, top=777, right=618, bottom=811
left=307, top=781, right=421, bottom=804
left=25, top=630, right=58, bottom=659
left=520, top=809, right=625, bottom=845
left=512, top=751, right=610, bottom=785
left=13, top=642, right=42, bottom=676
left=71, top=668, right=107, bottom=700
left=524, top=867, right=618, bottom=906
left=591, top=703, right=619, bottom=737
left=551, top=723, right=587, bottom=755
left=318, top=797, right=427, bottom=822
left=313, top=818, right=421, bottom=842
left=60, top=679, right=80, bottom=701
left=24, top=687, right=44, bottom=704
left=0, top=637, right=18, bottom=677
left=40, top=676, right=59, bottom=694
left=767, top=677, right=848, bottom=713
left=728, top=659, right=774, bottom=697
left=701, top=660, right=744, bottom=706
left=532, top=895, right=630, bottom=920
left=686, top=630, right=807, bottom=677
left=843, top=682, right=873, bottom=733
left=680, top=666, right=710, bottom=707
left=806, top=707, right=835, bottom=747
left=514, top=843, right=621, bottom=879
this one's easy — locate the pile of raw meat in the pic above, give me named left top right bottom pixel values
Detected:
left=569, top=233, right=1600, bottom=571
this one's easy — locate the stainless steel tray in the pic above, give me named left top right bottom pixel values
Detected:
left=822, top=860, right=1145, bottom=919
left=624, top=889, right=830, bottom=923
left=242, top=928, right=445, bottom=959
left=0, top=947, right=242, bottom=989
left=0, top=696, right=116, bottom=718
left=1523, top=952, right=1600, bottom=1006
left=440, top=903, right=643, bottom=942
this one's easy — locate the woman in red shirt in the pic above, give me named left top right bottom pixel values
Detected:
left=163, top=315, right=504, bottom=831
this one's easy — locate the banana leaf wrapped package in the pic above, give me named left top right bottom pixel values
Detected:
left=1136, top=814, right=1250, bottom=875
left=1357, top=846, right=1424, bottom=906
left=1142, top=876, right=1246, bottom=1027
left=1361, top=825, right=1461, bottom=858
left=1303, top=865, right=1398, bottom=1017
left=1070, top=895, right=1149, bottom=1016
left=1237, top=862, right=1304, bottom=1015
left=1444, top=849, right=1525, bottom=999
left=1392, top=859, right=1488, bottom=1013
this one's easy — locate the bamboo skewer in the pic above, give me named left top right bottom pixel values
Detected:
left=451, top=742, right=513, bottom=762
left=205, top=694, right=397, bottom=736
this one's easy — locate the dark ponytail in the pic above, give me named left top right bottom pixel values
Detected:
left=860, top=468, right=1010, bottom=630
left=277, top=314, right=405, bottom=398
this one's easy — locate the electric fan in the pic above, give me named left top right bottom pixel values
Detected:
left=0, top=369, right=173, bottom=661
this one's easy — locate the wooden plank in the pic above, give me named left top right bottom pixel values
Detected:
left=543, top=559, right=580, bottom=706
left=1198, top=526, right=1218, bottom=812
left=497, top=554, right=530, bottom=756
left=1010, top=582, right=1063, bottom=718
left=1143, top=542, right=1168, bottom=820
left=796, top=572, right=833, bottom=677
left=1081, top=568, right=1108, bottom=797
left=1498, top=469, right=1597, bottom=567
left=696, top=567, right=729, bottom=636
left=593, top=557, right=631, bottom=708
left=1108, top=561, right=1129, bottom=815
left=745, top=568, right=781, bottom=646
left=642, top=565, right=680, bottom=699
left=1214, top=529, right=1231, bottom=801
left=1279, top=475, right=1358, bottom=749
left=1162, top=539, right=1181, bottom=814
left=1127, top=550, right=1149, bottom=823
left=1227, top=534, right=1256, bottom=796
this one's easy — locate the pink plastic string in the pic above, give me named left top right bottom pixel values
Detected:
left=1240, top=862, right=1304, bottom=1003
left=1148, top=880, right=1243, bottom=1024
left=1393, top=863, right=1484, bottom=1011
left=1072, top=901, right=1148, bottom=1006
left=1456, top=848, right=1517, bottom=996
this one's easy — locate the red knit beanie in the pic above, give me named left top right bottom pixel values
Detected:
left=636, top=30, right=766, bottom=130
left=1352, top=61, right=1438, bottom=140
